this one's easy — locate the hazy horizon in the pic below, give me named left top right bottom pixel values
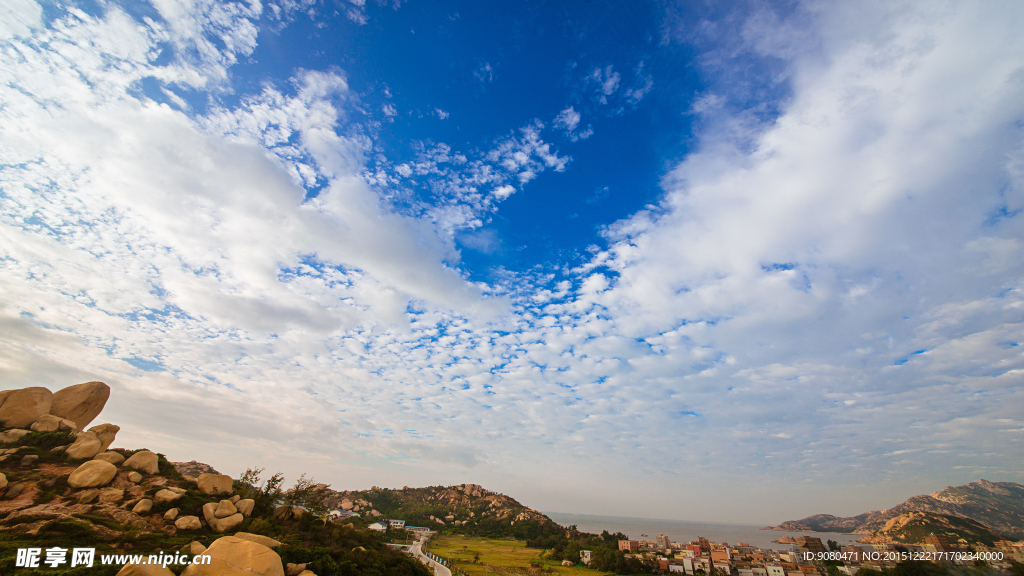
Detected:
left=2, top=0, right=1023, bottom=526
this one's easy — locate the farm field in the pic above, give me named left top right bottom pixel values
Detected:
left=427, top=535, right=616, bottom=576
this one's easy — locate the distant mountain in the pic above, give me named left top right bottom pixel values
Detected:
left=767, top=479, right=1024, bottom=539
left=857, top=511, right=1004, bottom=546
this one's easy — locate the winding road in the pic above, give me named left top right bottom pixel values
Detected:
left=389, top=534, right=452, bottom=576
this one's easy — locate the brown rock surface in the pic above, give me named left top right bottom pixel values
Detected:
left=197, top=473, right=233, bottom=495
left=0, top=387, right=53, bottom=428
left=98, top=487, right=125, bottom=504
left=65, top=431, right=103, bottom=459
left=49, top=381, right=110, bottom=430
left=30, top=414, right=77, bottom=432
left=89, top=423, right=120, bottom=451
left=0, top=429, right=31, bottom=443
left=68, top=460, right=118, bottom=488
left=175, top=515, right=203, bottom=530
left=94, top=451, right=126, bottom=465
left=236, top=532, right=284, bottom=548
left=181, top=535, right=284, bottom=576
left=123, top=450, right=159, bottom=474
left=210, top=513, right=244, bottom=533
left=154, top=487, right=185, bottom=504
left=215, top=499, right=238, bottom=518
left=235, top=498, right=255, bottom=516
left=132, top=498, right=153, bottom=514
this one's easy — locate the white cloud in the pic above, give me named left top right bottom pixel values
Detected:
left=3, top=0, right=1024, bottom=526
left=554, top=106, right=581, bottom=132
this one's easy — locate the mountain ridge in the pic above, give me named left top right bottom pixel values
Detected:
left=766, top=479, right=1024, bottom=539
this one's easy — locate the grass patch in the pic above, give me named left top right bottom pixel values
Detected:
left=429, top=535, right=615, bottom=576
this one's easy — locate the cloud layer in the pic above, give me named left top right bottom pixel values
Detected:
left=1, top=0, right=1023, bottom=524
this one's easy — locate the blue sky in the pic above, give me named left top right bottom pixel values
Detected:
left=2, top=0, right=1024, bottom=524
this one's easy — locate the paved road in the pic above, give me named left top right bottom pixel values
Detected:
left=392, top=535, right=452, bottom=576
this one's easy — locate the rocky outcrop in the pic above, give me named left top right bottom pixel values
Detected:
left=0, top=387, right=53, bottom=428
left=132, top=499, right=153, bottom=514
left=235, top=498, right=255, bottom=516
left=215, top=499, right=238, bottom=518
left=49, top=381, right=110, bottom=430
left=68, top=460, right=118, bottom=488
left=94, top=451, right=126, bottom=465
left=30, top=414, right=77, bottom=432
left=0, top=429, right=31, bottom=443
left=175, top=515, right=203, bottom=530
left=173, top=460, right=221, bottom=478
left=197, top=473, right=233, bottom=495
left=65, top=431, right=103, bottom=459
left=123, top=450, right=159, bottom=474
left=204, top=501, right=244, bottom=532
left=154, top=487, right=186, bottom=504
left=90, top=423, right=120, bottom=451
left=181, top=536, right=285, bottom=576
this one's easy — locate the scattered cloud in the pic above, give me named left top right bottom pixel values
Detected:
left=2, top=0, right=1023, bottom=525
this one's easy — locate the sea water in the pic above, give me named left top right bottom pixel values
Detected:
left=544, top=512, right=874, bottom=552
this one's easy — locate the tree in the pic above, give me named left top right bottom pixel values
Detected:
left=285, top=473, right=332, bottom=520
left=828, top=540, right=840, bottom=552
left=238, top=467, right=285, bottom=516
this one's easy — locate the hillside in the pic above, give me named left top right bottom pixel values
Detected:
left=857, top=511, right=1005, bottom=546
left=319, top=482, right=563, bottom=540
left=0, top=383, right=432, bottom=576
left=767, top=479, right=1024, bottom=539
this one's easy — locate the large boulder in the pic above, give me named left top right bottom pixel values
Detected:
left=235, top=498, right=255, bottom=516
left=30, top=414, right=77, bottom=433
left=197, top=473, right=233, bottom=496
left=215, top=499, right=238, bottom=518
left=235, top=533, right=282, bottom=548
left=49, top=381, right=110, bottom=430
left=0, top=429, right=31, bottom=444
left=0, top=472, right=7, bottom=491
left=89, top=423, right=120, bottom=451
left=116, top=564, right=175, bottom=576
left=154, top=487, right=185, bottom=504
left=65, top=431, right=103, bottom=459
left=175, top=516, right=202, bottom=530
left=210, top=513, right=245, bottom=533
left=0, top=387, right=53, bottom=428
left=93, top=451, right=125, bottom=465
left=132, top=499, right=153, bottom=514
left=68, top=460, right=118, bottom=488
left=123, top=450, right=159, bottom=474
left=181, top=536, right=284, bottom=576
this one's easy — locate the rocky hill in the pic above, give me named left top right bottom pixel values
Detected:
left=318, top=482, right=561, bottom=539
left=0, top=382, right=431, bottom=576
left=857, top=511, right=1004, bottom=546
left=172, top=461, right=222, bottom=479
left=766, top=479, right=1024, bottom=539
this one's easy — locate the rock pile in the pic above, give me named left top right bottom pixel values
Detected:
left=0, top=381, right=109, bottom=431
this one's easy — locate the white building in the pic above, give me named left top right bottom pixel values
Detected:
left=368, top=522, right=387, bottom=532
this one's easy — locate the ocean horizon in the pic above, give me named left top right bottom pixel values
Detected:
left=543, top=512, right=874, bottom=552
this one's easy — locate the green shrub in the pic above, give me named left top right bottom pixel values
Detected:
left=15, top=430, right=74, bottom=449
